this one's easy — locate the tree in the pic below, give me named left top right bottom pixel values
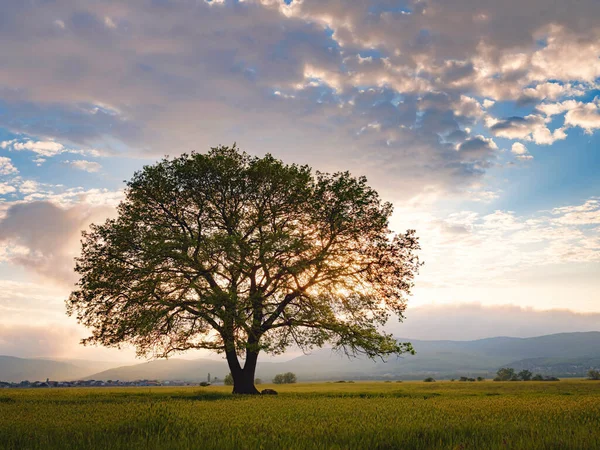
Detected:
left=272, top=374, right=284, bottom=384
left=588, top=369, right=600, bottom=380
left=518, top=370, right=533, bottom=381
left=494, top=368, right=516, bottom=381
left=67, top=146, right=421, bottom=394
left=254, top=378, right=262, bottom=385
left=423, top=377, right=435, bottom=382
left=224, top=373, right=234, bottom=386
left=284, top=372, right=297, bottom=384
left=272, top=372, right=297, bottom=384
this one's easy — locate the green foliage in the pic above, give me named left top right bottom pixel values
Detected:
left=423, top=377, right=435, bottom=382
left=1, top=381, right=597, bottom=450
left=224, top=373, right=233, bottom=386
left=495, top=368, right=516, bottom=381
left=588, top=369, right=600, bottom=380
left=518, top=370, right=533, bottom=381
left=273, top=372, right=297, bottom=384
left=67, top=145, right=422, bottom=392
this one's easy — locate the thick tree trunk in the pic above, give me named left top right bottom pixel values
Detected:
left=226, top=349, right=260, bottom=394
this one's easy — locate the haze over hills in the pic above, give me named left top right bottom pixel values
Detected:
left=2, top=332, right=599, bottom=383
left=0, top=356, right=115, bottom=383
left=86, top=332, right=600, bottom=382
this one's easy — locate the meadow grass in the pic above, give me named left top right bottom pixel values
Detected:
left=1, top=380, right=599, bottom=449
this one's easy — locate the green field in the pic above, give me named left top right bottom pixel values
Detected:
left=1, top=380, right=599, bottom=449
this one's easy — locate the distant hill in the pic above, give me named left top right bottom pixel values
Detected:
left=85, top=332, right=600, bottom=382
left=0, top=356, right=115, bottom=383
left=86, top=358, right=230, bottom=382
left=3, top=332, right=599, bottom=383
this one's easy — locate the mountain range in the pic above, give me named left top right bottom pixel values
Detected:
left=1, top=332, right=599, bottom=383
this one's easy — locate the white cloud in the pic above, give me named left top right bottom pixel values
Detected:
left=394, top=303, right=600, bottom=340
left=15, top=140, right=63, bottom=155
left=511, top=142, right=533, bottom=160
left=0, top=199, right=118, bottom=284
left=104, top=16, right=117, bottom=29
left=66, top=160, right=102, bottom=173
left=511, top=142, right=528, bottom=155
left=489, top=114, right=567, bottom=145
left=564, top=99, right=600, bottom=133
left=530, top=28, right=600, bottom=83
left=0, top=0, right=596, bottom=202
left=0, top=157, right=18, bottom=175
left=18, top=180, right=40, bottom=195
left=551, top=199, right=600, bottom=225
left=391, top=197, right=600, bottom=292
left=521, top=82, right=584, bottom=102
left=2, top=138, right=101, bottom=159
left=536, top=99, right=582, bottom=117
left=0, top=183, right=16, bottom=195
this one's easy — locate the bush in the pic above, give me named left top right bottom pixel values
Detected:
left=423, top=377, right=435, bottom=382
left=588, top=369, right=600, bottom=380
left=254, top=378, right=262, bottom=385
left=459, top=377, right=476, bottom=382
left=518, top=370, right=533, bottom=381
left=495, top=368, right=516, bottom=381
left=273, top=372, right=297, bottom=384
left=199, top=382, right=210, bottom=387
left=476, top=377, right=485, bottom=382
left=224, top=373, right=233, bottom=386
left=531, top=374, right=559, bottom=381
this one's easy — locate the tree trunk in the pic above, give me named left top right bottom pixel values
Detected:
left=226, top=349, right=260, bottom=395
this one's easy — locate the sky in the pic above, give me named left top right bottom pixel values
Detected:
left=0, top=0, right=599, bottom=362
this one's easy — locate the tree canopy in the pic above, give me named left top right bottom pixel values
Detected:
left=67, top=145, right=421, bottom=393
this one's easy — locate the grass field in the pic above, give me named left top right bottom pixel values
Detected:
left=1, top=380, right=599, bottom=449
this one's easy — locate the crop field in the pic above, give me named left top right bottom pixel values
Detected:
left=1, top=380, right=599, bottom=449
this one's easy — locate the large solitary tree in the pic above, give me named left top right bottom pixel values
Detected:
left=68, top=145, right=421, bottom=394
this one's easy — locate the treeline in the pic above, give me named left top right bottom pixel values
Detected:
left=494, top=368, right=558, bottom=381
left=223, top=372, right=297, bottom=385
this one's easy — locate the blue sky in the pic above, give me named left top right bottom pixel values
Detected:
left=0, top=0, right=599, bottom=360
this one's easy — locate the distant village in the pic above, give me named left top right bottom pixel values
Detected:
left=0, top=379, right=217, bottom=388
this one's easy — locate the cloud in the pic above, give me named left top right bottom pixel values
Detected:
left=1, top=138, right=101, bottom=159
left=0, top=200, right=117, bottom=284
left=511, top=142, right=533, bottom=160
left=0, top=157, right=18, bottom=175
left=0, top=0, right=597, bottom=199
left=10, top=139, right=64, bottom=156
left=0, top=183, right=16, bottom=195
left=551, top=199, right=600, bottom=225
left=564, top=99, right=600, bottom=133
left=66, top=160, right=102, bottom=173
left=0, top=321, right=137, bottom=362
left=536, top=99, right=582, bottom=117
left=390, top=197, right=600, bottom=292
left=0, top=323, right=82, bottom=358
left=489, top=115, right=567, bottom=145
left=394, top=303, right=600, bottom=340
